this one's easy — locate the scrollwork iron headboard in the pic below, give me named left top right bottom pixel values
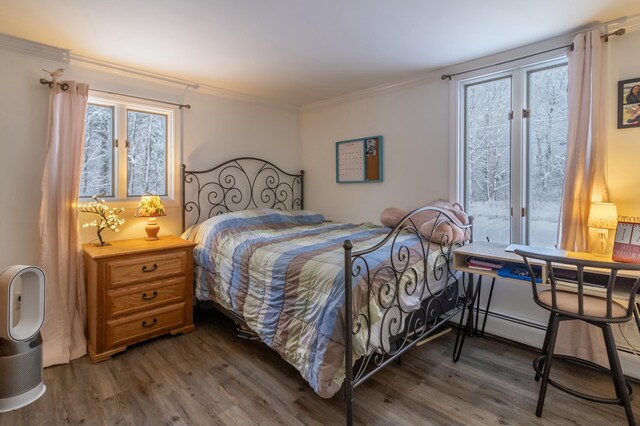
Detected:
left=181, top=157, right=304, bottom=231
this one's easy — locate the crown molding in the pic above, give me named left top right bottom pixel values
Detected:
left=300, top=35, right=573, bottom=112
left=607, top=13, right=640, bottom=34
left=0, top=32, right=294, bottom=110
left=300, top=14, right=639, bottom=112
left=194, top=82, right=296, bottom=110
left=70, top=53, right=295, bottom=110
left=3, top=12, right=636, bottom=114
left=70, top=53, right=199, bottom=89
left=300, top=71, right=441, bottom=112
left=0, top=33, right=69, bottom=62
left=299, top=38, right=571, bottom=113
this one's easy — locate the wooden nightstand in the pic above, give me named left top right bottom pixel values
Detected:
left=83, top=235, right=196, bottom=362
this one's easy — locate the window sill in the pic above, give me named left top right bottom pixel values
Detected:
left=78, top=198, right=180, bottom=209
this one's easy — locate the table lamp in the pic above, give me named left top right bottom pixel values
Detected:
left=135, top=195, right=166, bottom=241
left=587, top=202, right=618, bottom=255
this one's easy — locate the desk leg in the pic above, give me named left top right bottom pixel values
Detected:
left=477, top=277, right=496, bottom=338
left=453, top=272, right=474, bottom=362
left=468, top=273, right=479, bottom=337
left=453, top=299, right=467, bottom=362
left=474, top=275, right=483, bottom=336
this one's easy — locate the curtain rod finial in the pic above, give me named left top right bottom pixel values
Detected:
left=441, top=74, right=452, bottom=81
left=602, top=28, right=626, bottom=43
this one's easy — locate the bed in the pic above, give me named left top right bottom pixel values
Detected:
left=181, top=157, right=474, bottom=424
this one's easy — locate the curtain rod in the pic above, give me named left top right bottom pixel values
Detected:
left=441, top=28, right=626, bottom=81
left=38, top=79, right=191, bottom=109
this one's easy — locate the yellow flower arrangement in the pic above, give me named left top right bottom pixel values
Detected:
left=78, top=195, right=125, bottom=246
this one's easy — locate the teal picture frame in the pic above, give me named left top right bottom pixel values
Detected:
left=335, top=136, right=383, bottom=183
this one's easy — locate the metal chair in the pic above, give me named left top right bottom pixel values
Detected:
left=516, top=248, right=640, bottom=426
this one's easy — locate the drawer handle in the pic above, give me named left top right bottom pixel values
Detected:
left=142, top=291, right=158, bottom=301
left=142, top=318, right=158, bottom=328
left=142, top=264, right=158, bottom=273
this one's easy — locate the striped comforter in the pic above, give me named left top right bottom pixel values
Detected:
left=183, top=209, right=448, bottom=398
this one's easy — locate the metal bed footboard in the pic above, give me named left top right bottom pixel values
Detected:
left=343, top=207, right=473, bottom=425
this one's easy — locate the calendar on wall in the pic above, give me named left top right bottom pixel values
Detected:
left=612, top=217, right=640, bottom=263
left=336, top=136, right=383, bottom=183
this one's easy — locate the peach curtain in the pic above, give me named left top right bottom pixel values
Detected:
left=558, top=30, right=608, bottom=251
left=556, top=30, right=608, bottom=366
left=39, top=81, right=89, bottom=366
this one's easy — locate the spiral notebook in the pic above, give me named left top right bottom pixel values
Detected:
left=612, top=216, right=640, bottom=263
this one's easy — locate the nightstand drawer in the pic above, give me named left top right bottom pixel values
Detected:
left=106, top=302, right=185, bottom=348
left=107, top=250, right=187, bottom=288
left=106, top=277, right=185, bottom=318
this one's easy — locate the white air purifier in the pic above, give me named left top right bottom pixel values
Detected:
left=0, top=265, right=46, bottom=412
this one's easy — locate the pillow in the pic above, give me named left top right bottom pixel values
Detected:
left=379, top=199, right=470, bottom=243
left=419, top=218, right=466, bottom=244
left=199, top=208, right=325, bottom=228
left=185, top=208, right=325, bottom=247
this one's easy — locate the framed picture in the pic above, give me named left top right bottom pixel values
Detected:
left=618, top=77, right=640, bottom=129
left=336, top=136, right=383, bottom=183
left=612, top=217, right=640, bottom=263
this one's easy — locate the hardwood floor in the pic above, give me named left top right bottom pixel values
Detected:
left=2, top=309, right=638, bottom=425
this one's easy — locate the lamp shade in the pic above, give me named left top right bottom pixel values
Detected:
left=135, top=195, right=166, bottom=218
left=587, top=202, right=618, bottom=230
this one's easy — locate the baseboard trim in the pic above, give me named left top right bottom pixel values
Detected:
left=466, top=307, right=640, bottom=380
left=481, top=309, right=547, bottom=331
left=462, top=307, right=546, bottom=348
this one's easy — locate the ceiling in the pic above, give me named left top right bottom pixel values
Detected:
left=1, top=0, right=639, bottom=105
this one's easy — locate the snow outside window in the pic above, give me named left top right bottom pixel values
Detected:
left=80, top=104, right=114, bottom=197
left=79, top=94, right=176, bottom=203
left=459, top=59, right=568, bottom=247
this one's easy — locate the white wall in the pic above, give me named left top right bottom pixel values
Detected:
left=0, top=50, right=50, bottom=268
left=606, top=28, right=640, bottom=217
left=0, top=47, right=299, bottom=268
left=299, top=78, right=449, bottom=223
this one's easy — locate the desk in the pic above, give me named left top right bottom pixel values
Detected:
left=453, top=241, right=640, bottom=336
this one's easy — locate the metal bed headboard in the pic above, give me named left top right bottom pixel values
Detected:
left=181, top=157, right=304, bottom=231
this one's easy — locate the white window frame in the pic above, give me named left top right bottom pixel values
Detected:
left=82, top=91, right=180, bottom=208
left=450, top=53, right=568, bottom=245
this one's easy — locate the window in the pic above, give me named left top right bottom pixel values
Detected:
left=81, top=105, right=114, bottom=197
left=456, top=59, right=568, bottom=247
left=126, top=110, right=168, bottom=196
left=80, top=94, right=176, bottom=202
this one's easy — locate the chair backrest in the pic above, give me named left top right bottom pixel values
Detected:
left=515, top=248, right=640, bottom=322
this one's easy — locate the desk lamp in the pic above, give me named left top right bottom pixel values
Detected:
left=135, top=195, right=166, bottom=241
left=587, top=202, right=618, bottom=255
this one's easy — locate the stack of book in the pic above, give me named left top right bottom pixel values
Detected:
left=465, top=256, right=543, bottom=282
left=465, top=257, right=504, bottom=271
